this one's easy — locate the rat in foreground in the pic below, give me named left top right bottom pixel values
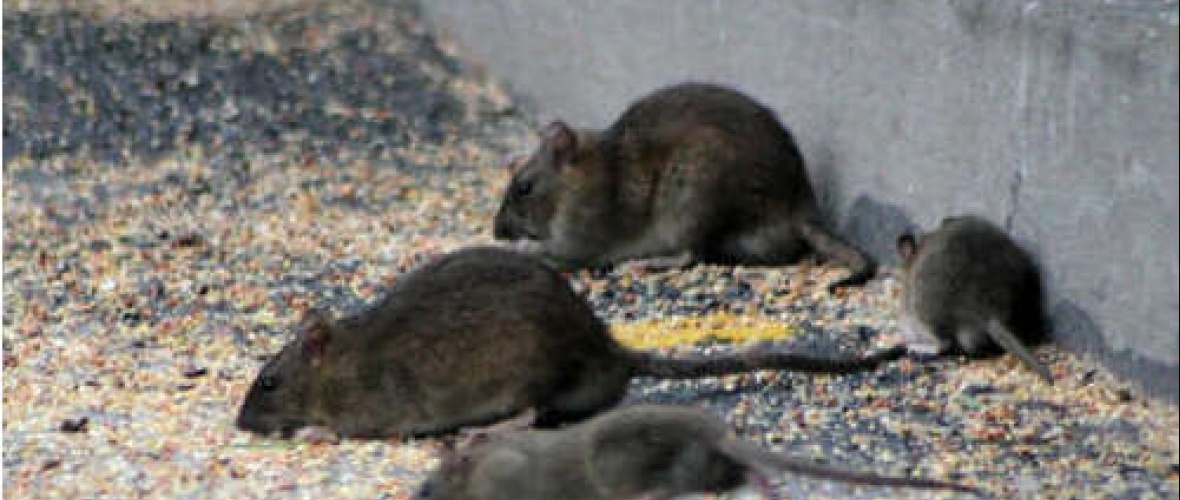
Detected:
left=415, top=404, right=981, bottom=500
left=492, top=82, right=876, bottom=292
left=897, top=215, right=1052, bottom=382
left=236, top=246, right=904, bottom=439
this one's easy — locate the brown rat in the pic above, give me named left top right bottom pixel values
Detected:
left=896, top=215, right=1052, bottom=382
left=414, top=404, right=982, bottom=500
left=492, top=82, right=876, bottom=292
left=236, top=246, right=904, bottom=439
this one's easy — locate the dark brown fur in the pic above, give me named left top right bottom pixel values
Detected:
left=492, top=82, right=876, bottom=292
left=236, top=247, right=902, bottom=439
left=897, top=215, right=1052, bottom=382
left=414, top=404, right=981, bottom=500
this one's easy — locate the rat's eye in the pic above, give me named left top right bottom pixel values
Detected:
left=259, top=375, right=279, bottom=392
left=513, top=180, right=533, bottom=198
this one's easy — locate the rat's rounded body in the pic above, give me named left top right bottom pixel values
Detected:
left=237, top=247, right=902, bottom=439
left=897, top=215, right=1052, bottom=382
left=415, top=404, right=980, bottom=500
left=236, top=247, right=630, bottom=438
left=493, top=82, right=875, bottom=291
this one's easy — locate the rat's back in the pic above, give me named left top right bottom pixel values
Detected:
left=601, top=83, right=816, bottom=220
left=906, top=216, right=1040, bottom=333
left=348, top=247, right=624, bottom=434
left=361, top=247, right=606, bottom=344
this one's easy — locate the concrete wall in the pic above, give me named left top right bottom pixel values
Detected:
left=422, top=0, right=1180, bottom=401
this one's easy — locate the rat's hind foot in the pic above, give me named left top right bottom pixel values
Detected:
left=616, top=251, right=696, bottom=273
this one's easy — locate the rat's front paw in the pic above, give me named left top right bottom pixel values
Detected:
left=496, top=239, right=545, bottom=255
left=292, top=426, right=341, bottom=444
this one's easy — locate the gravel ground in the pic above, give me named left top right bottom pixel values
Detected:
left=3, top=1, right=1178, bottom=499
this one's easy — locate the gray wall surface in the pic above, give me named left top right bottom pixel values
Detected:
left=423, top=0, right=1180, bottom=401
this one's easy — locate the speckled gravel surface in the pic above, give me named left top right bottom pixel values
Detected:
left=3, top=1, right=1178, bottom=499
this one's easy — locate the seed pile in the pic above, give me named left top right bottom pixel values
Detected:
left=3, top=1, right=1177, bottom=499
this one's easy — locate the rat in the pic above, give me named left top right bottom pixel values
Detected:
left=236, top=246, right=905, bottom=440
left=491, top=82, right=876, bottom=292
left=414, top=404, right=982, bottom=500
left=896, top=215, right=1053, bottom=383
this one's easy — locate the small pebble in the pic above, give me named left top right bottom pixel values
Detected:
left=59, top=417, right=89, bottom=433
left=182, top=366, right=208, bottom=378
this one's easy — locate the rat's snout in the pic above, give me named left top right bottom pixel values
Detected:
left=493, top=209, right=521, bottom=240
left=234, top=397, right=284, bottom=435
left=235, top=408, right=299, bottom=438
left=494, top=203, right=543, bottom=241
left=493, top=217, right=514, bottom=240
left=235, top=408, right=266, bottom=434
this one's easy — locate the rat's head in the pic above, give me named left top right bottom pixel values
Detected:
left=236, top=308, right=337, bottom=437
left=895, top=231, right=926, bottom=269
left=493, top=121, right=588, bottom=242
left=414, top=442, right=495, bottom=500
left=414, top=455, right=467, bottom=500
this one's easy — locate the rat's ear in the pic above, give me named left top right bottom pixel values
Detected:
left=542, top=121, right=576, bottom=165
left=297, top=308, right=333, bottom=365
left=896, top=234, right=917, bottom=261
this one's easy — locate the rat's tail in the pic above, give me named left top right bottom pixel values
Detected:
left=627, top=345, right=906, bottom=379
left=985, top=318, right=1053, bottom=383
left=724, top=440, right=983, bottom=495
left=796, top=220, right=877, bottom=292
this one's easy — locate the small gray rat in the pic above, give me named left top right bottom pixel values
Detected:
left=492, top=82, right=876, bottom=292
left=236, top=246, right=903, bottom=439
left=896, top=215, right=1052, bottom=382
left=414, top=404, right=981, bottom=500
